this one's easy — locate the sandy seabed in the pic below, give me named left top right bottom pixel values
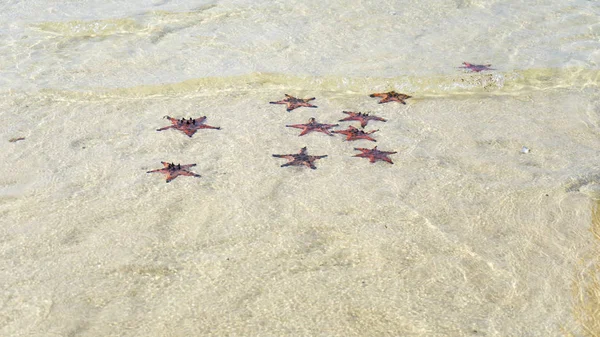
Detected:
left=2, top=70, right=600, bottom=336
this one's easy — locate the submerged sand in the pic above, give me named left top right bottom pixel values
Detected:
left=2, top=69, right=600, bottom=335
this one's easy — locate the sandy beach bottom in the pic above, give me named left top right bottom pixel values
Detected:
left=1, top=72, right=600, bottom=336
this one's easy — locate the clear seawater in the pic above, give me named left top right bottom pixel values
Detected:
left=1, top=0, right=600, bottom=335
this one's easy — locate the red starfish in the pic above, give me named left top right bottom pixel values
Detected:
left=270, top=94, right=317, bottom=111
left=146, top=162, right=201, bottom=183
left=458, top=62, right=494, bottom=72
left=332, top=125, right=378, bottom=142
left=157, top=116, right=221, bottom=137
left=286, top=117, right=339, bottom=136
left=272, top=147, right=327, bottom=170
left=353, top=146, right=397, bottom=164
left=339, top=111, right=387, bottom=128
left=369, top=91, right=411, bottom=104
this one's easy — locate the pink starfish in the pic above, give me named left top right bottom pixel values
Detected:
left=369, top=91, right=411, bottom=104
left=146, top=162, right=201, bottom=183
left=353, top=146, right=397, bottom=164
left=339, top=111, right=387, bottom=128
left=270, top=94, right=317, bottom=111
left=459, top=62, right=495, bottom=72
left=157, top=116, right=220, bottom=137
left=286, top=117, right=339, bottom=136
left=272, top=147, right=327, bottom=170
left=332, top=125, right=378, bottom=142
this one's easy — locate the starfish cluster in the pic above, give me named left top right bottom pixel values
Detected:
left=145, top=62, right=494, bottom=181
left=147, top=114, right=221, bottom=182
left=270, top=90, right=409, bottom=169
left=269, top=62, right=495, bottom=170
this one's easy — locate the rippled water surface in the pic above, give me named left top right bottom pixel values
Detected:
left=1, top=1, right=600, bottom=336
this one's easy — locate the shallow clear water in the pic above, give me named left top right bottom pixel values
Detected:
left=1, top=1, right=600, bottom=336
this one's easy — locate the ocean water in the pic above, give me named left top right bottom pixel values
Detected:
left=1, top=0, right=600, bottom=336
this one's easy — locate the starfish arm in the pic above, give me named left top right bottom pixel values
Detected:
left=164, top=116, right=180, bottom=124
left=165, top=173, right=178, bottom=183
left=312, top=155, right=328, bottom=159
left=269, top=100, right=286, bottom=105
left=280, top=162, right=295, bottom=168
left=298, top=128, right=312, bottom=136
left=146, top=168, right=164, bottom=173
left=156, top=125, right=174, bottom=131
left=286, top=124, right=307, bottom=129
left=194, top=116, right=207, bottom=124
left=179, top=171, right=201, bottom=178
left=198, top=124, right=221, bottom=130
left=382, top=157, right=394, bottom=164
left=369, top=93, right=386, bottom=98
left=272, top=154, right=295, bottom=160
left=306, top=97, right=316, bottom=102
left=351, top=134, right=377, bottom=141
left=180, top=163, right=197, bottom=169
left=306, top=162, right=317, bottom=169
left=183, top=129, right=197, bottom=137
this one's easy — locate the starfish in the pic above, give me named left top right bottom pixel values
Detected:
left=458, top=62, right=495, bottom=72
left=369, top=91, right=411, bottom=104
left=338, top=111, right=387, bottom=128
left=353, top=146, right=397, bottom=164
left=272, top=147, right=327, bottom=170
left=269, top=94, right=317, bottom=111
left=332, top=125, right=378, bottom=142
left=286, top=117, right=339, bottom=136
left=146, top=162, right=201, bottom=183
left=157, top=116, right=220, bottom=137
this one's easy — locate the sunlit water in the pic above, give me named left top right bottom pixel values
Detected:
left=1, top=1, right=600, bottom=336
